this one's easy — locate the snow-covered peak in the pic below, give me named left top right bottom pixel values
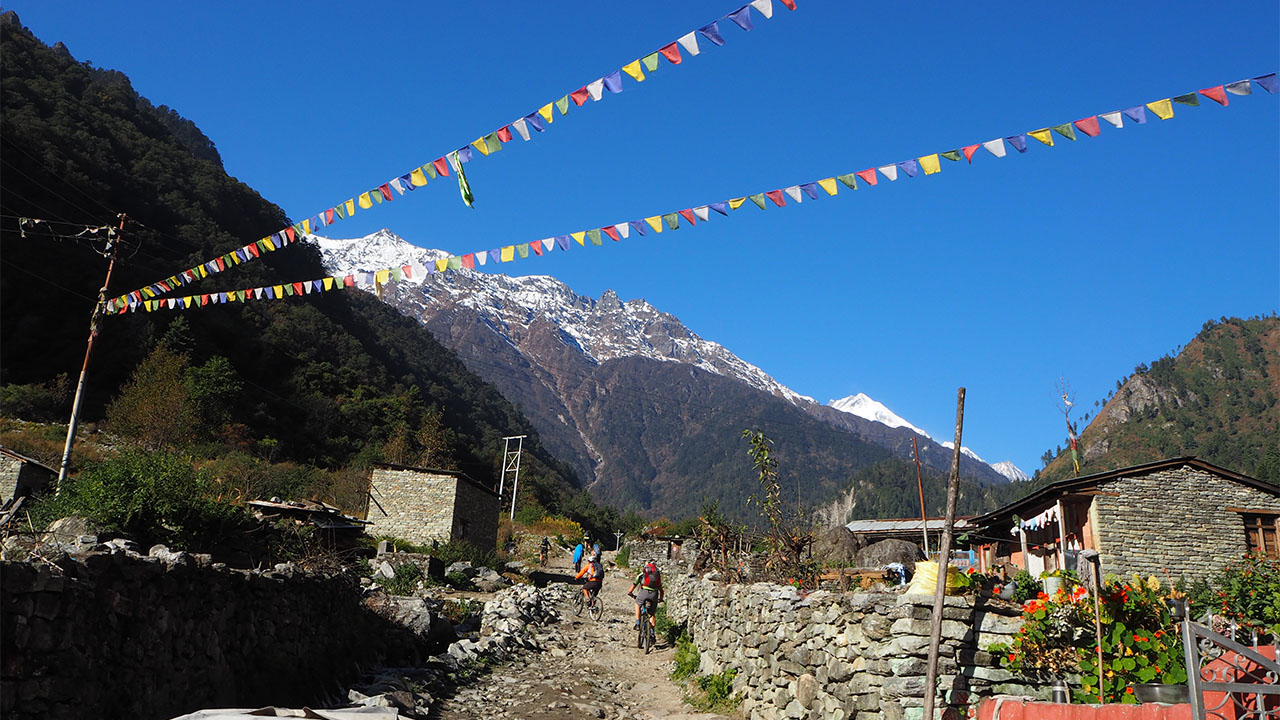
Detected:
left=829, top=393, right=931, bottom=437
left=939, top=441, right=984, bottom=463
left=309, top=229, right=449, bottom=271
left=990, top=460, right=1031, bottom=482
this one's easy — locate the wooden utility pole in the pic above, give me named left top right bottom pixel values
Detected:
left=912, top=436, right=929, bottom=556
left=923, top=387, right=965, bottom=720
left=56, top=214, right=126, bottom=493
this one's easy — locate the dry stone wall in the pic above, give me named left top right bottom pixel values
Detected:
left=666, top=576, right=1043, bottom=720
left=1, top=548, right=431, bottom=720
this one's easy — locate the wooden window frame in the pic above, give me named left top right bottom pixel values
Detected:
left=1239, top=512, right=1280, bottom=559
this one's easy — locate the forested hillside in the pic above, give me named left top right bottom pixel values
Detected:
left=0, top=12, right=591, bottom=519
left=1032, top=315, right=1280, bottom=489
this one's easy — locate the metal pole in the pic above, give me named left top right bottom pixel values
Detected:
left=57, top=214, right=125, bottom=493
left=923, top=387, right=965, bottom=720
left=508, top=435, right=523, bottom=520
left=912, top=436, right=929, bottom=557
left=614, top=532, right=623, bottom=551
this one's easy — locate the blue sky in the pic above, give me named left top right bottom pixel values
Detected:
left=9, top=1, right=1278, bottom=476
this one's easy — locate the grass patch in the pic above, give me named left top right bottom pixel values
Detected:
left=615, top=543, right=631, bottom=568
left=671, top=632, right=700, bottom=682
left=686, top=669, right=740, bottom=713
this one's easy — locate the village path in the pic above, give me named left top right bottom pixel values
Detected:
left=430, top=550, right=730, bottom=720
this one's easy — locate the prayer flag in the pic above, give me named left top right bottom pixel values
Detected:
left=556, top=236, right=571, bottom=250
left=345, top=199, right=356, bottom=215
left=538, top=104, right=555, bottom=123
left=783, top=186, right=802, bottom=203
left=489, top=249, right=503, bottom=262
left=678, top=208, right=698, bottom=224
left=659, top=42, right=682, bottom=64
left=693, top=206, right=710, bottom=221
left=525, top=112, right=545, bottom=132
left=1100, top=111, right=1123, bottom=128
left=472, top=138, right=490, bottom=156
left=377, top=184, right=393, bottom=202
left=1073, top=116, right=1101, bottom=137
left=602, top=225, right=620, bottom=241
left=484, top=132, right=503, bottom=153
left=536, top=239, right=550, bottom=254
left=817, top=178, right=838, bottom=195
left=1255, top=73, right=1278, bottom=93
left=749, top=193, right=767, bottom=208
left=728, top=6, right=754, bottom=31
left=750, top=0, right=773, bottom=18
left=434, top=157, right=451, bottom=176
left=603, top=71, right=624, bottom=94
left=855, top=169, right=877, bottom=186
left=836, top=173, right=858, bottom=189
left=940, top=150, right=961, bottom=162
left=501, top=246, right=515, bottom=262
left=572, top=231, right=587, bottom=245
left=1028, top=129, right=1054, bottom=147
left=556, top=96, right=570, bottom=114
left=587, top=79, right=604, bottom=101
left=448, top=256, right=462, bottom=270
left=323, top=277, right=334, bottom=291
left=570, top=87, right=590, bottom=106
left=496, top=125, right=513, bottom=142
left=1225, top=80, right=1251, bottom=96
left=410, top=168, right=429, bottom=186
left=622, top=60, right=645, bottom=82
left=462, top=253, right=475, bottom=269
left=1172, top=92, right=1199, bottom=107
left=764, top=190, right=786, bottom=206
left=517, top=243, right=530, bottom=258
left=919, top=154, right=941, bottom=175
left=898, top=159, right=919, bottom=178
left=677, top=32, right=700, bottom=57
left=662, top=213, right=679, bottom=230
left=728, top=197, right=747, bottom=209
left=531, top=240, right=543, bottom=255
left=359, top=192, right=373, bottom=209
left=779, top=0, right=796, bottom=8
left=646, top=216, right=664, bottom=232
left=629, top=220, right=647, bottom=235
left=422, top=163, right=438, bottom=180
left=642, top=52, right=661, bottom=72
left=1051, top=123, right=1077, bottom=141
left=1005, top=134, right=1028, bottom=153
left=512, top=118, right=531, bottom=141
left=1146, top=99, right=1173, bottom=120
left=615, top=223, right=630, bottom=238
left=877, top=164, right=898, bottom=181
left=587, top=229, right=602, bottom=245
left=1199, top=86, right=1228, bottom=106
left=436, top=258, right=449, bottom=272
left=698, top=22, right=726, bottom=46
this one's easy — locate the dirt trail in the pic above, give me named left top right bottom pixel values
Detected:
left=431, top=551, right=729, bottom=720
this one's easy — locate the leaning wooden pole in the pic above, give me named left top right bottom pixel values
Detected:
left=922, top=387, right=965, bottom=720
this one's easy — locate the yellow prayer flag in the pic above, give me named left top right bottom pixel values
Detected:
left=183, top=296, right=193, bottom=307
left=345, top=199, right=356, bottom=215
left=144, top=300, right=155, bottom=312
left=359, top=192, right=373, bottom=209
left=273, top=285, right=284, bottom=298
left=538, top=104, right=554, bottom=124
left=728, top=197, right=746, bottom=210
left=919, top=154, right=941, bottom=175
left=435, top=258, right=448, bottom=272
left=645, top=216, right=663, bottom=233
left=472, top=138, right=490, bottom=156
left=571, top=231, right=586, bottom=246
left=196, top=265, right=208, bottom=278
left=375, top=269, right=390, bottom=285
left=323, top=277, right=334, bottom=291
left=622, top=60, right=645, bottom=82
left=1028, top=129, right=1054, bottom=147
left=410, top=168, right=428, bottom=186
left=500, top=246, right=515, bottom=262
left=1147, top=98, right=1174, bottom=120
left=817, top=178, right=838, bottom=196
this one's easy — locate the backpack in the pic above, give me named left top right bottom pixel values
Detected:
left=586, top=560, right=603, bottom=581
left=642, top=563, right=661, bottom=589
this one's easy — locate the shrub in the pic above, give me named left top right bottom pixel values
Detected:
left=1011, top=569, right=1042, bottom=603
left=691, top=669, right=739, bottom=712
left=671, top=632, right=700, bottom=682
left=433, top=539, right=503, bottom=572
left=1200, top=553, right=1280, bottom=636
left=374, top=562, right=424, bottom=596
left=655, top=602, right=682, bottom=645
left=528, top=515, right=584, bottom=545
left=615, top=543, right=631, bottom=568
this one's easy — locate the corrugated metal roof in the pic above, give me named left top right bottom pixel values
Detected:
left=845, top=517, right=973, bottom=533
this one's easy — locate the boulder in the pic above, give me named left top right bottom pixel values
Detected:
left=813, top=526, right=864, bottom=564
left=855, top=538, right=923, bottom=568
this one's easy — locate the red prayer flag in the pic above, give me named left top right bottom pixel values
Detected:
left=570, top=87, right=591, bottom=105
left=158, top=280, right=172, bottom=292
left=215, top=257, right=226, bottom=271
left=855, top=169, right=878, bottom=186
left=401, top=264, right=413, bottom=279
left=325, top=208, right=335, bottom=223
left=961, top=144, right=980, bottom=163
left=1199, top=86, right=1228, bottom=106
left=601, top=226, right=620, bottom=242
left=659, top=42, right=682, bottom=64
left=343, top=275, right=355, bottom=288
left=247, top=243, right=260, bottom=258
left=461, top=253, right=475, bottom=269
left=285, top=227, right=296, bottom=242
left=780, top=0, right=796, bottom=8
left=531, top=240, right=544, bottom=254
left=201, top=294, right=209, bottom=306
left=677, top=209, right=698, bottom=225
left=433, top=157, right=450, bottom=177
left=378, top=184, right=393, bottom=201
left=496, top=125, right=513, bottom=142
left=293, top=282, right=304, bottom=295
left=1073, top=116, right=1101, bottom=137
left=764, top=190, right=786, bottom=207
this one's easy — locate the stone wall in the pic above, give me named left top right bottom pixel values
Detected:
left=0, top=452, right=54, bottom=503
left=452, top=472, right=499, bottom=552
left=627, top=538, right=700, bottom=570
left=1, top=548, right=429, bottom=720
left=666, top=576, right=1040, bottom=720
left=1095, top=465, right=1280, bottom=583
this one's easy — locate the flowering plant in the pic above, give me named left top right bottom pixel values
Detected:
left=992, top=576, right=1186, bottom=703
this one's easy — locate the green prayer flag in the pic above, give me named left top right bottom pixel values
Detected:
left=836, top=174, right=858, bottom=189
left=449, top=151, right=474, bottom=208
left=642, top=53, right=660, bottom=72
left=447, top=255, right=462, bottom=270
left=257, top=239, right=269, bottom=253
left=940, top=150, right=962, bottom=162
left=748, top=194, right=766, bottom=209
left=662, top=213, right=679, bottom=230
left=555, top=96, right=570, bottom=115
left=423, top=163, right=438, bottom=179
left=1172, top=92, right=1199, bottom=106
left=484, top=132, right=503, bottom=154
left=586, top=228, right=602, bottom=245
left=1051, top=123, right=1077, bottom=141
left=392, top=267, right=403, bottom=281
left=334, top=204, right=346, bottom=219
left=517, top=243, right=530, bottom=258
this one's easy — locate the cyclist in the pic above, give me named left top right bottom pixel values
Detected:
left=628, top=561, right=663, bottom=631
left=539, top=536, right=550, bottom=566
left=572, top=540, right=584, bottom=573
left=574, top=548, right=605, bottom=606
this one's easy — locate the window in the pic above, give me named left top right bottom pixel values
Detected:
left=1242, top=514, right=1280, bottom=558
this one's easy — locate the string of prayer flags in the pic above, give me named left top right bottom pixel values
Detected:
left=107, top=71, right=1275, bottom=316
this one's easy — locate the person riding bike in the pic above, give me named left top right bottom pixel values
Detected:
left=572, top=540, right=585, bottom=573
left=628, top=561, right=664, bottom=631
left=574, top=549, right=605, bottom=605
left=539, top=536, right=550, bottom=566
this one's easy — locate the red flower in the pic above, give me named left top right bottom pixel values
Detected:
left=1125, top=687, right=1134, bottom=694
left=1008, top=654, right=1016, bottom=663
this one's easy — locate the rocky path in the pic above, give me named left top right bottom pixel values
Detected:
left=430, top=552, right=729, bottom=720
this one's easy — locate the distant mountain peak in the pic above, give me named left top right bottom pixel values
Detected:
left=829, top=393, right=930, bottom=437
left=990, top=460, right=1031, bottom=482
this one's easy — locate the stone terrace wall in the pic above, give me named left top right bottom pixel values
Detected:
left=1095, top=465, right=1280, bottom=584
left=666, top=576, right=1043, bottom=720
left=1, top=550, right=429, bottom=720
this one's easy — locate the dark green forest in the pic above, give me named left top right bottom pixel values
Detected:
left=0, top=12, right=604, bottom=525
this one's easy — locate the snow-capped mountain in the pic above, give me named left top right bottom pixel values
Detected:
left=312, top=229, right=1020, bottom=512
left=990, top=460, right=1032, bottom=483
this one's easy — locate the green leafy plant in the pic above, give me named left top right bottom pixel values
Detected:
left=374, top=562, right=424, bottom=596
left=615, top=543, right=631, bottom=568
left=671, top=632, right=700, bottom=682
left=1196, top=553, right=1280, bottom=637
left=689, top=669, right=739, bottom=712
left=1011, top=569, right=1042, bottom=603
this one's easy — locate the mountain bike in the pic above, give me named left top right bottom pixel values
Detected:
left=572, top=587, right=604, bottom=622
left=539, top=547, right=548, bottom=566
left=633, top=594, right=656, bottom=654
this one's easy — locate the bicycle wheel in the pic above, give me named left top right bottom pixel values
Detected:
left=572, top=592, right=584, bottom=617
left=644, top=621, right=653, bottom=654
left=588, top=595, right=604, bottom=622
left=636, top=615, right=644, bottom=648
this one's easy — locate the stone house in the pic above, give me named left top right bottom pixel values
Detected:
left=362, top=463, right=499, bottom=551
left=0, top=447, right=56, bottom=503
left=970, top=457, right=1280, bottom=583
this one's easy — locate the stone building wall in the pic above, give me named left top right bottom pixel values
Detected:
left=0, top=452, right=21, bottom=501
left=365, top=467, right=459, bottom=547
left=1, top=550, right=428, bottom=720
left=1094, top=465, right=1280, bottom=583
left=665, top=576, right=1038, bottom=720
left=0, top=452, right=54, bottom=503
left=452, top=473, right=499, bottom=552
left=627, top=538, right=700, bottom=571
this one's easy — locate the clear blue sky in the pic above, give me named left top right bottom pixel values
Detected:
left=9, top=1, right=1278, bottom=476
